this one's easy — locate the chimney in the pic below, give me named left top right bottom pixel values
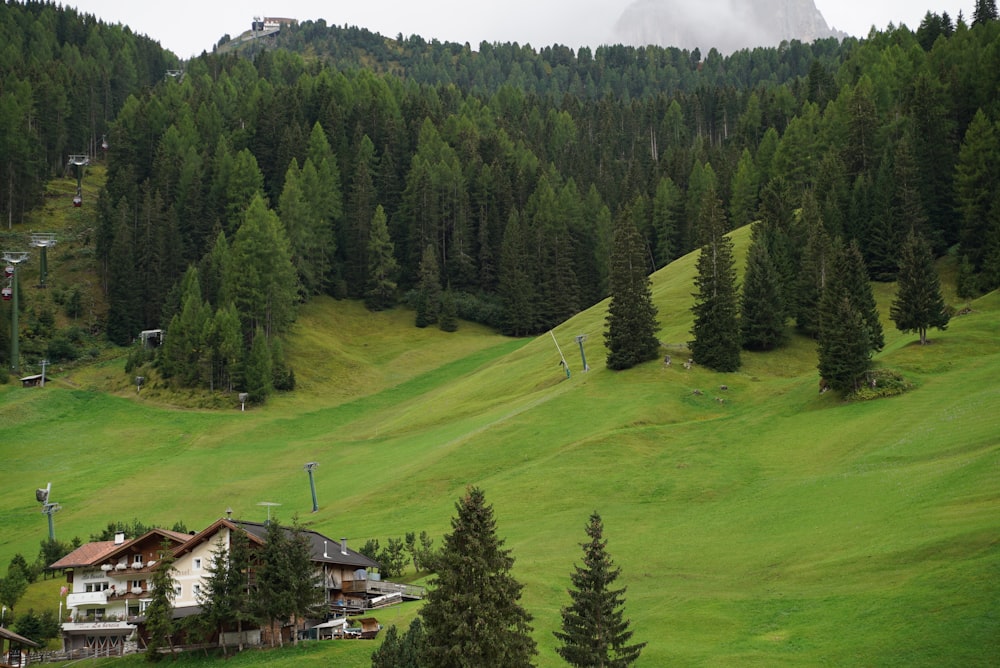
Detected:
left=323, top=541, right=328, bottom=558
left=340, top=538, right=347, bottom=555
left=114, top=532, right=125, bottom=545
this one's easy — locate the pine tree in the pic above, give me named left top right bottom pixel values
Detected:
left=651, top=176, right=682, bottom=267
left=498, top=211, right=536, bottom=336
left=817, top=295, right=872, bottom=394
left=255, top=518, right=295, bottom=647
left=554, top=512, right=646, bottom=668
left=243, top=328, right=273, bottom=404
left=955, top=110, right=1000, bottom=275
left=690, top=190, right=740, bottom=372
left=419, top=487, right=536, bottom=667
left=439, top=288, right=459, bottom=332
left=729, top=148, right=760, bottom=231
left=226, top=528, right=256, bottom=652
left=794, top=195, right=834, bottom=337
left=890, top=231, right=950, bottom=345
left=145, top=541, right=178, bottom=661
left=840, top=240, right=885, bottom=352
left=973, top=0, right=999, bottom=24
left=740, top=231, right=786, bottom=351
left=414, top=244, right=442, bottom=328
left=227, top=195, right=299, bottom=341
left=371, top=618, right=425, bottom=668
left=288, top=517, right=324, bottom=645
left=604, top=206, right=660, bottom=370
left=364, top=204, right=399, bottom=311
left=816, top=241, right=881, bottom=394
left=198, top=536, right=239, bottom=655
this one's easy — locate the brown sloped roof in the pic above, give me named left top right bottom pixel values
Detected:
left=0, top=626, right=41, bottom=648
left=48, top=541, right=118, bottom=569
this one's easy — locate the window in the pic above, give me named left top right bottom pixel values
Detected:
left=174, top=585, right=182, bottom=597
left=131, top=580, right=142, bottom=590
left=193, top=583, right=201, bottom=597
left=133, top=554, right=143, bottom=564
left=193, top=558, right=202, bottom=570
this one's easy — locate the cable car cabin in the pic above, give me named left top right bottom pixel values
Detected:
left=3, top=266, right=12, bottom=278
left=73, top=195, right=82, bottom=207
left=2, top=287, right=11, bottom=301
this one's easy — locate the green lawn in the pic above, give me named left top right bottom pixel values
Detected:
left=1, top=233, right=998, bottom=666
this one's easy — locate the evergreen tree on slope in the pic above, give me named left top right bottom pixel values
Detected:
left=690, top=186, right=741, bottom=372
left=554, top=512, right=646, bottom=667
left=605, top=204, right=660, bottom=370
left=419, top=487, right=536, bottom=667
left=890, top=230, right=950, bottom=345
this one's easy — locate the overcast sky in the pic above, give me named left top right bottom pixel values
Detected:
left=65, top=1, right=972, bottom=60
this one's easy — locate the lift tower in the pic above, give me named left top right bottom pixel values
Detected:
left=31, top=233, right=56, bottom=288
left=3, top=251, right=29, bottom=372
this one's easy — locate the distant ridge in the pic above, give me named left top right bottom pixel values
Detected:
left=611, top=0, right=845, bottom=53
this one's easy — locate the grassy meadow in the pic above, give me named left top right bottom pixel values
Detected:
left=1, top=211, right=998, bottom=665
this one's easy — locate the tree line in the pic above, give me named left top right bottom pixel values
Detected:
left=3, top=3, right=999, bottom=397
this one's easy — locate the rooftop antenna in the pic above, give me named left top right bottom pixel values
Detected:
left=3, top=251, right=29, bottom=373
left=35, top=483, right=61, bottom=541
left=574, top=334, right=590, bottom=372
left=256, top=501, right=280, bottom=525
left=549, top=330, right=570, bottom=378
left=30, top=233, right=56, bottom=288
left=304, top=462, right=319, bottom=513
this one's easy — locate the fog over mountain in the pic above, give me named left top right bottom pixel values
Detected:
left=611, top=0, right=845, bottom=53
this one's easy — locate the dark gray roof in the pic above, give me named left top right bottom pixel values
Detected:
left=233, top=520, right=379, bottom=570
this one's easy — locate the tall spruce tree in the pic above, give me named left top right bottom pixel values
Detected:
left=817, top=295, right=873, bottom=393
left=740, top=230, right=786, bottom=351
left=414, top=244, right=442, bottom=328
left=288, top=517, right=324, bottom=645
left=890, top=230, right=950, bottom=345
left=794, top=192, right=834, bottom=337
left=198, top=536, right=239, bottom=655
left=364, top=204, right=399, bottom=311
left=604, top=206, right=660, bottom=370
left=816, top=241, right=881, bottom=393
left=690, top=190, right=741, bottom=372
left=554, top=512, right=646, bottom=668
left=419, top=487, right=536, bottom=667
left=255, top=518, right=295, bottom=647
left=145, top=541, right=178, bottom=661
left=839, top=240, right=885, bottom=352
left=498, top=210, right=536, bottom=336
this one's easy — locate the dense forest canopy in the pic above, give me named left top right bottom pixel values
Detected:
left=2, top=1, right=999, bottom=396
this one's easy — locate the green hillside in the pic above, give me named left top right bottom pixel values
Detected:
left=2, top=224, right=998, bottom=666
